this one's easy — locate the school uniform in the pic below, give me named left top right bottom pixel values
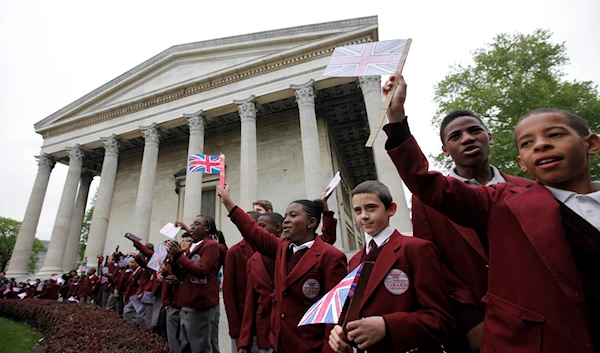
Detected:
left=412, top=169, right=534, bottom=349
left=65, top=281, right=81, bottom=299
left=111, top=267, right=130, bottom=315
left=213, top=242, right=227, bottom=353
left=239, top=252, right=275, bottom=352
left=171, top=238, right=221, bottom=353
left=384, top=120, right=599, bottom=353
left=163, top=261, right=181, bottom=353
left=123, top=267, right=143, bottom=322
left=80, top=274, right=100, bottom=303
left=229, top=207, right=348, bottom=353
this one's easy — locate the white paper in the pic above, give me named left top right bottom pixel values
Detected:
left=67, top=296, right=80, bottom=303
left=141, top=291, right=156, bottom=305
left=325, top=171, right=342, bottom=197
left=17, top=292, right=27, bottom=299
left=159, top=223, right=181, bottom=239
left=129, top=295, right=144, bottom=312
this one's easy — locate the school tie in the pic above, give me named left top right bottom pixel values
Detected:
left=369, top=239, right=378, bottom=254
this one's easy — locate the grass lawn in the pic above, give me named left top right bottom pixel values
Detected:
left=0, top=317, right=40, bottom=353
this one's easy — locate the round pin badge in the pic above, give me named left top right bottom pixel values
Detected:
left=191, top=254, right=201, bottom=264
left=302, top=279, right=321, bottom=299
left=384, top=269, right=410, bottom=295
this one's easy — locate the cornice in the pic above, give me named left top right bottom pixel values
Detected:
left=41, top=35, right=374, bottom=138
left=35, top=16, right=377, bottom=130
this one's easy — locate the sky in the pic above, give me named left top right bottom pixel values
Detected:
left=1, top=0, right=599, bottom=241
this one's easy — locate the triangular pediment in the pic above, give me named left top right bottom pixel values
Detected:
left=35, top=16, right=378, bottom=134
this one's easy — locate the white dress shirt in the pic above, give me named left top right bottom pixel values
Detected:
left=545, top=181, right=600, bottom=232
left=189, top=240, right=203, bottom=254
left=449, top=165, right=506, bottom=186
left=289, top=240, right=315, bottom=253
left=365, top=226, right=395, bottom=255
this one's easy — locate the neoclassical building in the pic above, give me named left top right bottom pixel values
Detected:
left=7, top=16, right=412, bottom=280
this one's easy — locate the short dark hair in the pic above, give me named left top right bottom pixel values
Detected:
left=259, top=212, right=284, bottom=225
left=246, top=211, right=262, bottom=222
left=519, top=108, right=590, bottom=136
left=439, top=110, right=485, bottom=144
left=351, top=180, right=393, bottom=210
left=252, top=200, right=273, bottom=212
left=290, top=199, right=325, bottom=231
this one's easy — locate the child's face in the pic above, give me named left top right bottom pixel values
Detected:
left=516, top=112, right=599, bottom=188
left=190, top=217, right=208, bottom=241
left=282, top=203, right=316, bottom=242
left=442, top=116, right=493, bottom=167
left=352, top=193, right=396, bottom=236
left=253, top=204, right=267, bottom=214
left=257, top=215, right=282, bottom=237
left=181, top=238, right=193, bottom=251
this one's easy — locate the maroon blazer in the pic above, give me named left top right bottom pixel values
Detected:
left=230, top=207, right=348, bottom=353
left=80, top=274, right=100, bottom=297
left=341, top=231, right=455, bottom=353
left=223, top=239, right=255, bottom=338
left=123, top=267, right=143, bottom=303
left=162, top=261, right=179, bottom=308
left=172, top=239, right=220, bottom=309
left=65, top=281, right=81, bottom=298
left=116, top=268, right=133, bottom=294
left=239, top=252, right=275, bottom=349
left=386, top=123, right=595, bottom=353
left=412, top=172, right=534, bottom=331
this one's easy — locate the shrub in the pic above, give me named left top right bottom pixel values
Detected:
left=0, top=299, right=168, bottom=353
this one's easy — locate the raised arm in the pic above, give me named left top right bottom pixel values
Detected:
left=320, top=188, right=337, bottom=245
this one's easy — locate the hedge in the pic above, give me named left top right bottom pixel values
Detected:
left=0, top=299, right=169, bottom=353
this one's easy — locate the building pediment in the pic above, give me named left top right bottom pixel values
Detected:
left=34, top=16, right=378, bottom=138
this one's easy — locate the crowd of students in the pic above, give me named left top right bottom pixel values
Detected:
left=2, top=72, right=599, bottom=353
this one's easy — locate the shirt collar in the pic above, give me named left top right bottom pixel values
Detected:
left=545, top=181, right=600, bottom=204
left=448, top=165, right=506, bottom=186
left=189, top=239, right=203, bottom=254
left=365, top=226, right=395, bottom=254
left=289, top=240, right=315, bottom=253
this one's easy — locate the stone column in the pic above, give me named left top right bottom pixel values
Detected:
left=6, top=154, right=55, bottom=280
left=183, top=111, right=205, bottom=224
left=359, top=76, right=412, bottom=234
left=235, top=96, right=258, bottom=209
left=62, top=172, right=94, bottom=272
left=84, top=135, right=120, bottom=261
left=133, top=124, right=161, bottom=243
left=292, top=80, right=323, bottom=199
left=37, top=145, right=85, bottom=277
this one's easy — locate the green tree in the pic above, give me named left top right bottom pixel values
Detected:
left=432, top=29, right=600, bottom=179
left=0, top=217, right=21, bottom=272
left=78, top=190, right=96, bottom=261
left=28, top=239, right=45, bottom=274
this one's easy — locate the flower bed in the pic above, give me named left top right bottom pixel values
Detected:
left=0, top=299, right=168, bottom=353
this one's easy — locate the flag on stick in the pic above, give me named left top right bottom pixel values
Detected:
left=298, top=263, right=366, bottom=326
left=323, top=40, right=409, bottom=77
left=188, top=154, right=222, bottom=174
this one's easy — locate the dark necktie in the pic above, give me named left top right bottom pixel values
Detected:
left=369, top=239, right=378, bottom=254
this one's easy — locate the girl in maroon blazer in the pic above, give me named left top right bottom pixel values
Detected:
left=219, top=184, right=348, bottom=353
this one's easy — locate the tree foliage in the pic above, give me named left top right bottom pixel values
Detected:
left=432, top=29, right=600, bottom=179
left=78, top=190, right=96, bottom=262
left=0, top=217, right=46, bottom=274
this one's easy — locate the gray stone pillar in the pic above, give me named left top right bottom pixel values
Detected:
left=6, top=154, right=55, bottom=280
left=359, top=76, right=412, bottom=234
left=133, top=124, right=161, bottom=243
left=183, top=111, right=205, bottom=224
left=37, top=145, right=85, bottom=277
left=84, top=135, right=120, bottom=262
left=292, top=80, right=323, bottom=199
left=235, top=96, right=258, bottom=209
left=62, top=172, right=94, bottom=272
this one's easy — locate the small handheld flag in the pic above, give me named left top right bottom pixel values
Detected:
left=298, top=263, right=365, bottom=326
left=188, top=154, right=221, bottom=174
left=323, top=39, right=409, bottom=77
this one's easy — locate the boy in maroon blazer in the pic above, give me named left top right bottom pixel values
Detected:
left=65, top=275, right=81, bottom=300
left=80, top=267, right=100, bottom=303
left=383, top=73, right=600, bottom=353
left=238, top=212, right=284, bottom=353
left=413, top=109, right=534, bottom=352
left=166, top=215, right=221, bottom=353
left=328, top=181, right=455, bottom=353
left=219, top=185, right=348, bottom=353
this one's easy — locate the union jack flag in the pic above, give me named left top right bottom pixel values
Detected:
left=323, top=40, right=408, bottom=77
left=298, top=263, right=364, bottom=326
left=188, top=154, right=221, bottom=174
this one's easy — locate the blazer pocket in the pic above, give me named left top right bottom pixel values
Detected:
left=481, top=293, right=545, bottom=353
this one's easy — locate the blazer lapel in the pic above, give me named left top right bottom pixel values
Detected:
left=505, top=184, right=583, bottom=304
left=360, top=232, right=403, bottom=307
left=255, top=255, right=274, bottom=287
left=449, top=221, right=489, bottom=261
left=285, top=238, right=321, bottom=288
left=240, top=240, right=255, bottom=259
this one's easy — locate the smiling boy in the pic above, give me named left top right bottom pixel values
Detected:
left=383, top=73, right=600, bottom=353
left=328, top=180, right=455, bottom=353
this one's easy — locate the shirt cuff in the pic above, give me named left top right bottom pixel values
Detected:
left=383, top=118, right=412, bottom=151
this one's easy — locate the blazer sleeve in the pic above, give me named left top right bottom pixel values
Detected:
left=176, top=242, right=220, bottom=278
left=223, top=249, right=241, bottom=338
left=229, top=207, right=280, bottom=258
left=320, top=211, right=337, bottom=245
left=382, top=241, right=456, bottom=352
left=238, top=261, right=258, bottom=348
left=384, top=121, right=497, bottom=238
left=133, top=240, right=155, bottom=259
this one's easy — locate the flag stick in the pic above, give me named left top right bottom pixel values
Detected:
left=219, top=153, right=225, bottom=189
left=341, top=261, right=374, bottom=336
left=365, top=38, right=412, bottom=148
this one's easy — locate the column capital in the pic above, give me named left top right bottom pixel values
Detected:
left=234, top=96, right=257, bottom=122
left=141, top=123, right=161, bottom=147
left=101, top=134, right=121, bottom=156
left=358, top=76, right=382, bottom=95
left=291, top=80, right=316, bottom=108
left=66, top=145, right=85, bottom=166
left=35, top=154, right=56, bottom=171
left=81, top=171, right=95, bottom=185
left=186, top=111, right=205, bottom=134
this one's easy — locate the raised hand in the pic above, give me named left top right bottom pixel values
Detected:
left=382, top=71, right=407, bottom=124
left=320, top=187, right=331, bottom=212
left=217, top=183, right=236, bottom=212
